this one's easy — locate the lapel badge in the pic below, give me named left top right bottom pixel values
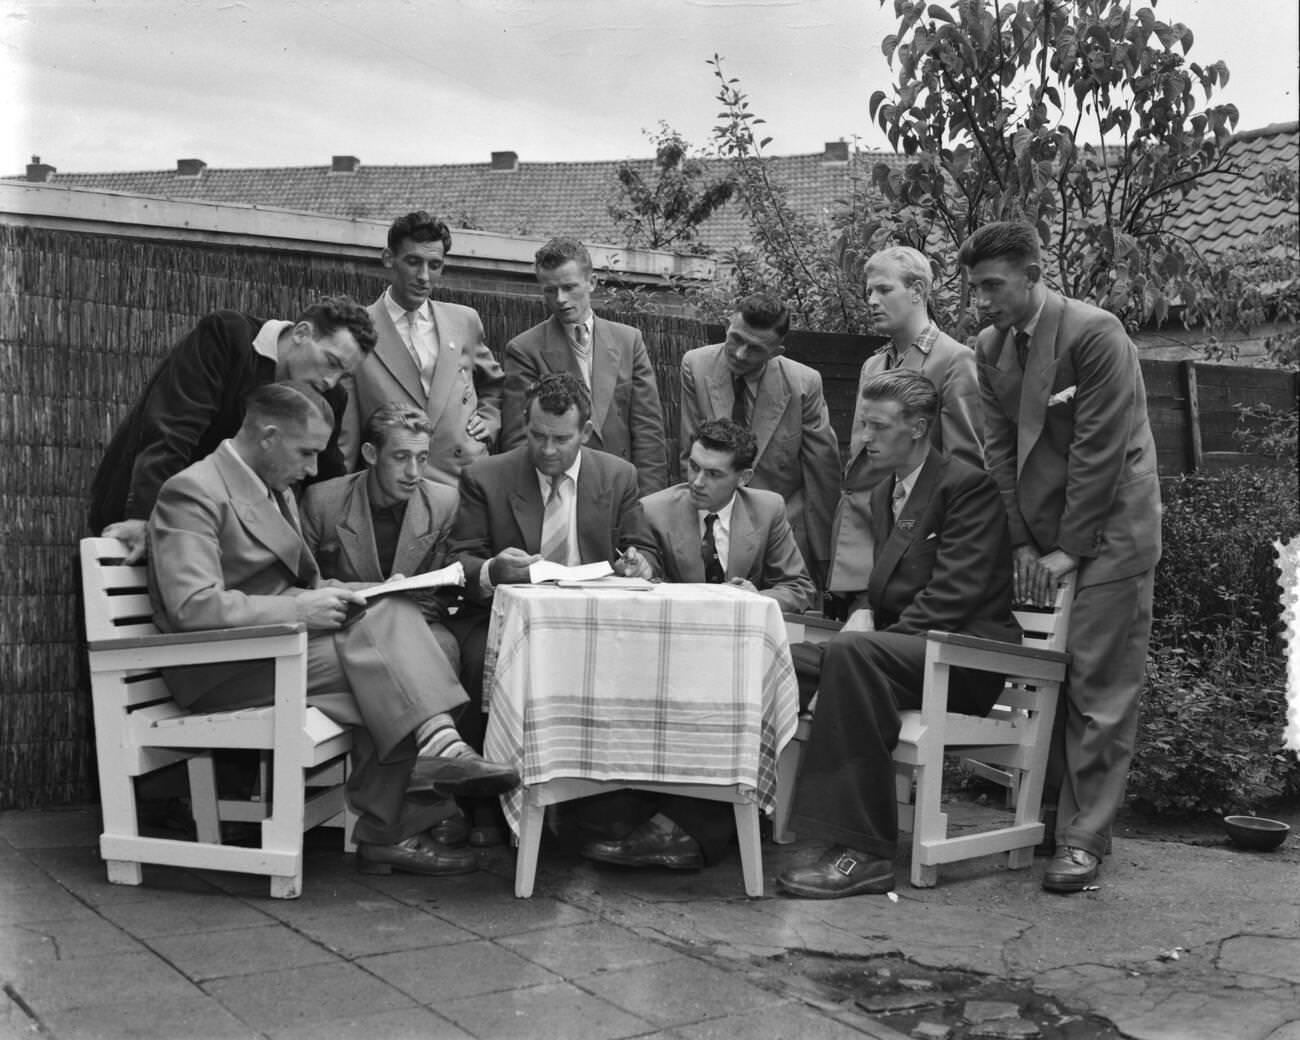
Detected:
left=898, top=519, right=916, bottom=532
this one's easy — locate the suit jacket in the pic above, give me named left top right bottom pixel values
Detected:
left=449, top=445, right=660, bottom=597
left=679, top=345, right=841, bottom=580
left=299, top=471, right=459, bottom=621
left=640, top=484, right=814, bottom=613
left=827, top=325, right=982, bottom=592
left=500, top=315, right=669, bottom=495
left=976, top=291, right=1161, bottom=589
left=340, top=296, right=505, bottom=487
left=864, top=448, right=1020, bottom=643
left=89, top=311, right=347, bottom=530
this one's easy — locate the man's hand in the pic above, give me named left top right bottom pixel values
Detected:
left=842, top=608, right=875, bottom=634
left=726, top=577, right=760, bottom=595
left=295, top=588, right=366, bottom=631
left=465, top=414, right=490, bottom=443
left=1013, top=545, right=1078, bottom=607
left=613, top=546, right=654, bottom=581
left=490, top=547, right=540, bottom=585
left=102, top=519, right=149, bottom=564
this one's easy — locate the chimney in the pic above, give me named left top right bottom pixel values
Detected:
left=25, top=155, right=56, bottom=182
left=331, top=155, right=361, bottom=174
left=490, top=150, right=519, bottom=172
left=176, top=158, right=207, bottom=178
left=822, top=140, right=850, bottom=164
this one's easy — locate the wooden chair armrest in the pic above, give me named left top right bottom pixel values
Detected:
left=87, top=623, right=306, bottom=654
left=924, top=630, right=1070, bottom=667
left=782, top=612, right=844, bottom=634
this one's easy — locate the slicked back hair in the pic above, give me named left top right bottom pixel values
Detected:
left=958, top=221, right=1042, bottom=270
left=297, top=295, right=377, bottom=355
left=361, top=402, right=433, bottom=450
left=243, top=381, right=335, bottom=432
left=737, top=293, right=790, bottom=337
left=693, top=418, right=758, bottom=471
left=859, top=369, right=939, bottom=427
left=387, top=210, right=453, bottom=255
left=866, top=245, right=934, bottom=298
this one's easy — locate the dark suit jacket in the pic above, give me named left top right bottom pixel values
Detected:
left=976, top=291, right=1161, bottom=589
left=864, top=448, right=1020, bottom=644
left=299, top=471, right=459, bottom=622
left=500, top=315, right=669, bottom=495
left=640, top=484, right=814, bottom=613
left=89, top=311, right=347, bottom=530
left=679, top=345, right=841, bottom=579
left=449, top=445, right=660, bottom=598
left=340, top=296, right=505, bottom=487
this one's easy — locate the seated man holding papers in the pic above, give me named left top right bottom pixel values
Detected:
left=579, top=418, right=815, bottom=870
left=147, top=382, right=519, bottom=879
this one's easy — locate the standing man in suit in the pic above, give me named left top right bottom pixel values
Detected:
left=580, top=418, right=813, bottom=872
left=679, top=293, right=840, bottom=588
left=826, top=245, right=983, bottom=612
left=777, top=371, right=1020, bottom=898
left=341, top=211, right=505, bottom=486
left=90, top=296, right=376, bottom=564
left=960, top=222, right=1161, bottom=894
left=500, top=237, right=669, bottom=495
left=147, top=383, right=519, bottom=878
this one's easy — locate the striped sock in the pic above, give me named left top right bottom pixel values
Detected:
left=415, top=715, right=475, bottom=759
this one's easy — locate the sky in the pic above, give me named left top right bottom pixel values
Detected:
left=2, top=0, right=1297, bottom=174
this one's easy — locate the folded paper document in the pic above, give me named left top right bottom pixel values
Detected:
left=358, top=561, right=465, bottom=601
left=528, top=560, right=614, bottom=584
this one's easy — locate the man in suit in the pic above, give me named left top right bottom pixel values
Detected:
left=90, top=295, right=376, bottom=564
left=579, top=418, right=814, bottom=871
left=340, top=211, right=505, bottom=486
left=777, top=371, right=1020, bottom=898
left=679, top=293, right=840, bottom=587
left=960, top=221, right=1161, bottom=894
left=826, top=246, right=983, bottom=610
left=148, top=383, right=519, bottom=878
left=500, top=236, right=669, bottom=495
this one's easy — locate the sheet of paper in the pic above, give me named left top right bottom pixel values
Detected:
left=553, top=575, right=656, bottom=590
left=528, top=560, right=615, bottom=584
left=359, top=561, right=465, bottom=601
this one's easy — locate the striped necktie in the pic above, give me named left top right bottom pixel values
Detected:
left=702, top=513, right=725, bottom=583
left=539, top=475, right=570, bottom=564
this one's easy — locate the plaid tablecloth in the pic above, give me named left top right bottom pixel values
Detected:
left=482, top=582, right=800, bottom=834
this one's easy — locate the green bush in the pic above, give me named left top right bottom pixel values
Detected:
left=1128, top=460, right=1300, bottom=816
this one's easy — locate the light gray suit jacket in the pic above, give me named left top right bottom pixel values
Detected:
left=640, top=484, right=814, bottom=614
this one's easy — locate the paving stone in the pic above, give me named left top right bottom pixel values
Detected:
left=203, top=960, right=415, bottom=1032
left=248, top=876, right=408, bottom=922
left=360, top=938, right=560, bottom=1003
left=912, top=1022, right=954, bottom=1039
left=438, top=980, right=652, bottom=1039
left=294, top=904, right=479, bottom=958
left=40, top=993, right=258, bottom=1040
left=580, top=956, right=785, bottom=1028
left=96, top=889, right=273, bottom=937
left=418, top=888, right=597, bottom=938
left=0, top=889, right=100, bottom=926
left=8, top=948, right=197, bottom=1013
left=144, top=921, right=340, bottom=981
left=0, top=914, right=145, bottom=974
left=673, top=999, right=879, bottom=1039
left=498, top=920, right=686, bottom=977
left=23, top=846, right=221, bottom=906
left=0, top=807, right=102, bottom=848
left=1218, top=936, right=1300, bottom=984
left=963, top=1000, right=1022, bottom=1022
left=266, top=1006, right=473, bottom=1040
left=967, top=1019, right=1041, bottom=1039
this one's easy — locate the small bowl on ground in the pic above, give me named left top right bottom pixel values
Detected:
left=1222, top=815, right=1290, bottom=851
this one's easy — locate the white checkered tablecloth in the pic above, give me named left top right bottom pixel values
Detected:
left=482, top=582, right=799, bottom=835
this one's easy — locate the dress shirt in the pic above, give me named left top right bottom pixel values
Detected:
left=890, top=460, right=926, bottom=521
left=697, top=494, right=737, bottom=570
left=882, top=322, right=941, bottom=370
left=384, top=290, right=438, bottom=395
left=1006, top=296, right=1047, bottom=367
left=478, top=452, right=584, bottom=596
left=568, top=316, right=594, bottom=388
left=369, top=497, right=409, bottom=576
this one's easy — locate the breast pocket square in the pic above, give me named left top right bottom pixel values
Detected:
left=1048, top=385, right=1077, bottom=406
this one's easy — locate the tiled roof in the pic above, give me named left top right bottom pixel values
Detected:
left=15, top=150, right=909, bottom=254
left=1166, top=121, right=1299, bottom=255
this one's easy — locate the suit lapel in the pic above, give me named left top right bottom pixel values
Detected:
left=217, top=449, right=317, bottom=581
left=726, top=490, right=760, bottom=580
left=575, top=450, right=614, bottom=561
left=665, top=485, right=706, bottom=582
left=423, top=302, right=463, bottom=423
left=865, top=451, right=940, bottom=605
left=507, top=454, right=545, bottom=554
left=750, top=360, right=790, bottom=462
left=587, top=318, right=617, bottom=439
left=372, top=305, right=425, bottom=405
left=336, top=478, right=384, bottom=579
left=1018, top=293, right=1063, bottom=478
left=705, top=348, right=733, bottom=420
left=393, top=485, right=438, bottom=577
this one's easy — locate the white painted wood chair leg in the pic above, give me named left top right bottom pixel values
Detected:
left=514, top=795, right=546, bottom=898
left=733, top=802, right=764, bottom=897
left=186, top=754, right=221, bottom=844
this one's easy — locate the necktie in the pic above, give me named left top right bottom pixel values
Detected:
left=702, top=513, right=725, bottom=583
left=1014, top=329, right=1030, bottom=370
left=891, top=478, right=908, bottom=524
left=731, top=375, right=748, bottom=425
left=572, top=323, right=591, bottom=353
left=883, top=349, right=898, bottom=370
left=539, top=475, right=570, bottom=564
left=407, top=310, right=435, bottom=395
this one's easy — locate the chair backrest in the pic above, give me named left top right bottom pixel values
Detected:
left=1011, top=575, right=1074, bottom=653
left=81, top=537, right=160, bottom=643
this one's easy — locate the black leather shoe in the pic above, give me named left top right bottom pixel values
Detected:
left=357, top=835, right=477, bottom=876
left=1042, top=845, right=1101, bottom=893
left=427, top=813, right=470, bottom=848
left=581, top=821, right=703, bottom=870
left=407, top=754, right=520, bottom=801
left=777, top=846, right=896, bottom=898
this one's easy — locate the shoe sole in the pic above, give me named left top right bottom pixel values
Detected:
left=582, top=852, right=703, bottom=871
left=357, top=856, right=478, bottom=877
left=776, top=872, right=895, bottom=898
left=1041, top=872, right=1098, bottom=893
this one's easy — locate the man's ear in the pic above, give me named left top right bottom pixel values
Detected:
left=360, top=442, right=378, bottom=468
left=381, top=248, right=395, bottom=270
left=737, top=466, right=755, bottom=487
left=1025, top=262, right=1042, bottom=285
left=579, top=420, right=595, bottom=445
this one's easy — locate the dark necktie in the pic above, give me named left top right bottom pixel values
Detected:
left=1014, top=330, right=1031, bottom=370
left=702, top=513, right=725, bottom=584
left=731, top=375, right=748, bottom=425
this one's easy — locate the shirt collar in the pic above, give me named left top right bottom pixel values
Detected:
left=252, top=320, right=292, bottom=364
left=887, top=321, right=938, bottom=365
left=699, top=493, right=737, bottom=528
left=384, top=288, right=430, bottom=326
left=895, top=458, right=926, bottom=502
left=1014, top=296, right=1048, bottom=341
left=535, top=451, right=582, bottom=493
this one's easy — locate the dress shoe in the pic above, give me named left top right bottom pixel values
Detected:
left=357, top=834, right=477, bottom=876
left=581, top=820, right=703, bottom=870
left=1036, top=830, right=1111, bottom=857
left=1042, top=845, right=1101, bottom=893
left=407, top=753, right=520, bottom=801
left=427, top=813, right=470, bottom=848
left=777, top=846, right=896, bottom=898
